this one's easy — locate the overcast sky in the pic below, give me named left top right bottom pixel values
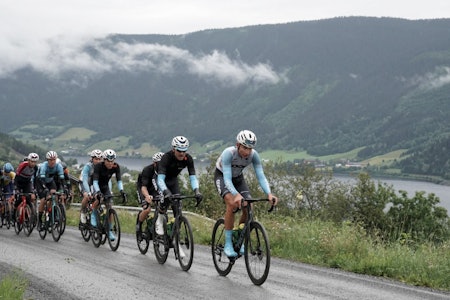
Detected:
left=1, top=0, right=449, bottom=85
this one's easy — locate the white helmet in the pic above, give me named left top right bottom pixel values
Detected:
left=90, top=149, right=103, bottom=159
left=236, top=130, right=257, bottom=148
left=27, top=153, right=39, bottom=162
left=171, top=136, right=189, bottom=151
left=46, top=151, right=58, bottom=160
left=103, top=149, right=116, bottom=161
left=152, top=152, right=165, bottom=162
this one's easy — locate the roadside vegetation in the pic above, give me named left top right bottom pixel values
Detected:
left=0, top=270, right=28, bottom=300
left=65, top=159, right=450, bottom=292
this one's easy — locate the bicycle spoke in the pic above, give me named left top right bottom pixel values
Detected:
left=244, top=221, right=271, bottom=285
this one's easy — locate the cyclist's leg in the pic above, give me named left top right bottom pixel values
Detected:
left=80, top=192, right=90, bottom=223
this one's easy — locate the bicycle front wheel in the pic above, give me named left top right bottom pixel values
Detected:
left=108, top=209, right=121, bottom=251
left=14, top=207, right=22, bottom=235
left=136, top=212, right=149, bottom=254
left=174, top=215, right=194, bottom=271
left=211, top=218, right=233, bottom=276
left=244, top=221, right=271, bottom=286
left=153, top=214, right=169, bottom=264
left=23, top=205, right=34, bottom=236
left=58, top=203, right=67, bottom=235
left=51, top=205, right=63, bottom=242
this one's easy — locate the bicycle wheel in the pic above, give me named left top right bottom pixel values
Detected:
left=80, top=213, right=91, bottom=242
left=5, top=204, right=12, bottom=229
left=91, top=212, right=101, bottom=247
left=153, top=214, right=169, bottom=264
left=211, top=218, right=233, bottom=276
left=51, top=205, right=63, bottom=242
left=58, top=203, right=67, bottom=235
left=136, top=212, right=149, bottom=254
left=174, top=215, right=194, bottom=271
left=14, top=207, right=22, bottom=235
left=108, top=209, right=121, bottom=251
left=0, top=203, right=4, bottom=229
left=23, top=205, right=34, bottom=236
left=244, top=221, right=271, bottom=285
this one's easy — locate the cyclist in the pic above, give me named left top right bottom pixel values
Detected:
left=1, top=163, right=16, bottom=219
left=91, top=149, right=125, bottom=241
left=36, top=151, right=66, bottom=231
left=14, top=153, right=39, bottom=219
left=214, top=130, right=278, bottom=257
left=79, top=149, right=103, bottom=224
left=136, top=151, right=164, bottom=239
left=157, top=136, right=203, bottom=252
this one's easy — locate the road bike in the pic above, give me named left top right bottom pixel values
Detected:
left=0, top=193, right=14, bottom=229
left=78, top=197, right=95, bottom=242
left=211, top=198, right=275, bottom=285
left=14, top=192, right=36, bottom=236
left=149, top=194, right=200, bottom=271
left=91, top=193, right=127, bottom=251
left=38, top=191, right=65, bottom=242
left=57, top=190, right=70, bottom=235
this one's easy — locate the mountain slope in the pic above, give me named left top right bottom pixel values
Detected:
left=1, top=17, right=450, bottom=172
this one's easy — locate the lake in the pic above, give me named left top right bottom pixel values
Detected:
left=67, top=156, right=450, bottom=212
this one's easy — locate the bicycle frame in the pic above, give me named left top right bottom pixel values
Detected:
left=90, top=193, right=126, bottom=251
left=211, top=197, right=275, bottom=285
left=152, top=194, right=198, bottom=271
left=14, top=192, right=35, bottom=236
left=39, top=191, right=64, bottom=242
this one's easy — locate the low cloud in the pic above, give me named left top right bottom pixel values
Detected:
left=0, top=36, right=286, bottom=87
left=404, top=66, right=450, bottom=90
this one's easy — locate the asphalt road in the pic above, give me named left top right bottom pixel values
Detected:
left=0, top=226, right=449, bottom=300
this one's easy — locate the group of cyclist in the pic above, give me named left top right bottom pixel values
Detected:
left=1, top=130, right=278, bottom=258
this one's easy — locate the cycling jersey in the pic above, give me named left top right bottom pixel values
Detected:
left=38, top=161, right=65, bottom=184
left=92, top=161, right=123, bottom=194
left=157, top=150, right=199, bottom=193
left=15, top=161, right=38, bottom=191
left=137, top=164, right=162, bottom=202
left=79, top=162, right=95, bottom=193
left=215, top=146, right=271, bottom=196
left=0, top=170, right=15, bottom=195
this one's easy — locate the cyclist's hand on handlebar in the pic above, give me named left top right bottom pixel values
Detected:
left=268, top=194, right=278, bottom=206
left=194, top=188, right=203, bottom=207
left=94, top=191, right=103, bottom=200
left=163, top=189, right=172, bottom=201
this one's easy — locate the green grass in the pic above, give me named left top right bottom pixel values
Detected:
left=65, top=207, right=450, bottom=291
left=0, top=270, right=28, bottom=300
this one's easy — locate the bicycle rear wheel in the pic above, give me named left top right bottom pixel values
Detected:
left=108, top=209, right=121, bottom=251
left=136, top=212, right=150, bottom=254
left=244, top=221, right=271, bottom=285
left=211, top=218, right=233, bottom=276
left=23, top=205, right=34, bottom=236
left=14, top=207, right=22, bottom=235
left=153, top=214, right=169, bottom=264
left=51, top=205, right=63, bottom=242
left=175, top=215, right=194, bottom=271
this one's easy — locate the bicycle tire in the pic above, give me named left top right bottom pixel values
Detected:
left=244, top=221, right=271, bottom=285
left=108, top=209, right=121, bottom=251
left=5, top=205, right=12, bottom=229
left=91, top=210, right=103, bottom=248
left=51, top=205, right=63, bottom=242
left=58, top=203, right=67, bottom=235
left=211, top=218, right=233, bottom=276
left=80, top=213, right=91, bottom=242
left=14, top=207, right=22, bottom=235
left=153, top=214, right=169, bottom=264
left=136, top=212, right=150, bottom=254
left=0, top=203, right=4, bottom=229
left=174, top=215, right=194, bottom=271
left=23, top=205, right=34, bottom=236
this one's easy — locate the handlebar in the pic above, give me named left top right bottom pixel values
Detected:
left=159, top=193, right=202, bottom=207
left=240, top=198, right=277, bottom=213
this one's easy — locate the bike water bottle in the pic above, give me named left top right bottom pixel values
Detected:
left=167, top=217, right=175, bottom=236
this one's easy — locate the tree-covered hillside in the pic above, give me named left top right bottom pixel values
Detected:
left=1, top=17, right=450, bottom=176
